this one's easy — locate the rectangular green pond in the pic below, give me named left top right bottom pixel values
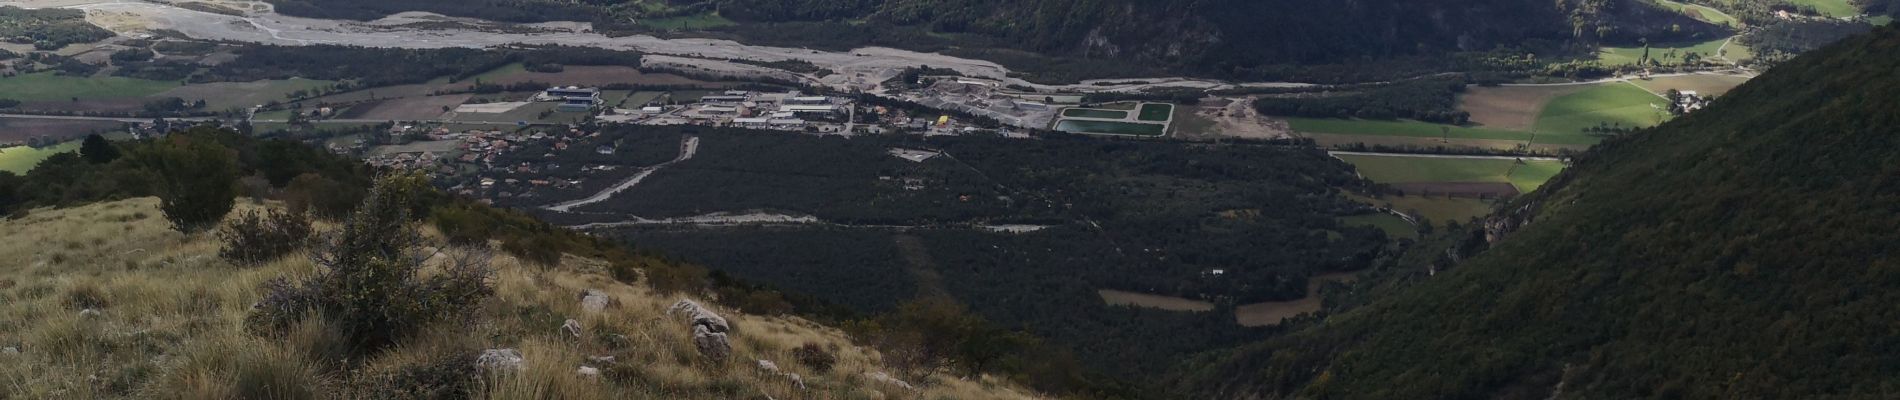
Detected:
left=1055, top=119, right=1166, bottom=136
left=1138, top=103, right=1174, bottom=121
left=1062, top=108, right=1130, bottom=119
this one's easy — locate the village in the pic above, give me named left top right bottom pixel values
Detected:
left=337, top=82, right=1021, bottom=204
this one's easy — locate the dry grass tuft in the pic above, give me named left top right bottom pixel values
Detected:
left=0, top=198, right=1043, bottom=399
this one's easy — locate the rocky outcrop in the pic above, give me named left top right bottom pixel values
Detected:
left=669, top=300, right=733, bottom=362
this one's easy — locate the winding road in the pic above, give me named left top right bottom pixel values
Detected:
left=542, top=135, right=698, bottom=213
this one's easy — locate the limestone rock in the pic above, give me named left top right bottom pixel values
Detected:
left=580, top=289, right=610, bottom=313
left=576, top=366, right=601, bottom=379
left=865, top=371, right=915, bottom=391
left=667, top=300, right=730, bottom=333
left=477, top=349, right=525, bottom=372
left=562, top=319, right=583, bottom=339
left=692, top=324, right=732, bottom=362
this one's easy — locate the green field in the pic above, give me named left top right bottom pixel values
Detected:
left=1654, top=0, right=1740, bottom=26
left=1054, top=119, right=1166, bottom=136
left=0, top=73, right=179, bottom=102
left=1532, top=83, right=1669, bottom=139
left=1340, top=155, right=1523, bottom=183
left=1340, top=214, right=1417, bottom=240
left=1337, top=154, right=1568, bottom=192
left=1790, top=0, right=1860, bottom=17
left=1874, top=15, right=1894, bottom=26
left=1599, top=37, right=1732, bottom=65
left=1062, top=108, right=1130, bottom=119
left=1507, top=160, right=1567, bottom=192
left=1287, top=117, right=1534, bottom=141
left=0, top=141, right=80, bottom=174
left=1138, top=103, right=1174, bottom=121
left=163, top=78, right=340, bottom=111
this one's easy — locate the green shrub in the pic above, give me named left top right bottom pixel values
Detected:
left=499, top=234, right=561, bottom=267
left=246, top=174, right=492, bottom=355
left=136, top=133, right=239, bottom=233
left=218, top=209, right=313, bottom=266
left=791, top=342, right=837, bottom=373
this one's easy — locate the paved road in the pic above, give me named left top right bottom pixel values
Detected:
left=0, top=113, right=214, bottom=123
left=543, top=135, right=699, bottom=212
left=1495, top=70, right=1755, bottom=88
left=1328, top=151, right=1564, bottom=162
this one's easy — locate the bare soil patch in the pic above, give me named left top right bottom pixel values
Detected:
left=1182, top=97, right=1292, bottom=139
left=338, top=94, right=469, bottom=120
left=1235, top=271, right=1358, bottom=327
left=0, top=119, right=123, bottom=143
left=20, top=98, right=145, bottom=114
left=1098, top=290, right=1214, bottom=312
left=1459, top=85, right=1586, bottom=131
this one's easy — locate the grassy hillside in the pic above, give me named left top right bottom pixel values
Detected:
left=1173, top=25, right=1900, bottom=399
left=0, top=198, right=1037, bottom=399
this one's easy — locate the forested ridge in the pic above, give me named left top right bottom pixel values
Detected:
left=1170, top=26, right=1900, bottom=399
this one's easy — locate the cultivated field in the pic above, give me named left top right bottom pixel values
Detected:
left=0, top=72, right=176, bottom=102
left=155, top=78, right=338, bottom=111
left=1532, top=83, right=1668, bottom=139
left=1458, top=85, right=1586, bottom=131
left=1791, top=0, right=1861, bottom=17
left=1599, top=37, right=1734, bottom=65
left=1655, top=0, right=1740, bottom=26
left=0, top=141, right=80, bottom=173
left=1097, top=289, right=1214, bottom=311
left=1307, top=132, right=1531, bottom=151
left=1287, top=117, right=1534, bottom=141
left=1235, top=271, right=1358, bottom=327
left=0, top=119, right=121, bottom=144
left=1630, top=73, right=1753, bottom=96
left=1337, top=154, right=1568, bottom=194
left=339, top=94, right=471, bottom=120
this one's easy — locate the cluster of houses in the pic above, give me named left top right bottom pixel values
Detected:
left=593, top=89, right=854, bottom=133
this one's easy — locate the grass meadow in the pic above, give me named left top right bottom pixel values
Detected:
left=1287, top=117, right=1534, bottom=141
left=0, top=198, right=1038, bottom=399
left=1532, top=83, right=1669, bottom=140
left=0, top=72, right=178, bottom=102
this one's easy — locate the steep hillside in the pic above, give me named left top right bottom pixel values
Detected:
left=0, top=197, right=1038, bottom=399
left=1172, top=26, right=1900, bottom=399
